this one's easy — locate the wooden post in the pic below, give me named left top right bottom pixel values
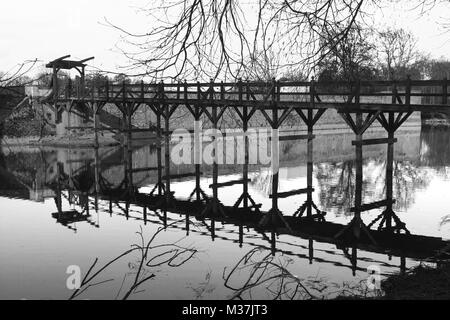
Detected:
left=271, top=78, right=279, bottom=213
left=386, top=112, right=395, bottom=230
left=52, top=67, right=59, bottom=122
left=391, top=80, right=397, bottom=105
left=307, top=108, right=314, bottom=217
left=94, top=143, right=100, bottom=212
left=355, top=79, right=361, bottom=107
left=243, top=80, right=249, bottom=209
left=405, top=75, right=411, bottom=106
left=105, top=79, right=109, bottom=102
left=443, top=77, right=448, bottom=105
left=194, top=87, right=201, bottom=201
left=94, top=104, right=100, bottom=148
left=211, top=79, right=218, bottom=216
left=143, top=206, right=147, bottom=225
left=157, top=108, right=163, bottom=195
left=163, top=81, right=171, bottom=199
left=310, top=77, right=315, bottom=109
left=354, top=111, right=363, bottom=230
left=91, top=77, right=95, bottom=101
left=81, top=66, right=86, bottom=98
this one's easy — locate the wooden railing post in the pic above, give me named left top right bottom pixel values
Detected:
left=220, top=81, right=225, bottom=101
left=310, top=77, right=316, bottom=109
left=245, top=79, right=250, bottom=102
left=272, top=77, right=277, bottom=113
left=105, top=79, right=109, bottom=102
left=406, top=75, right=411, bottom=106
left=443, top=77, right=448, bottom=105
left=91, top=78, right=95, bottom=101
left=122, top=81, right=126, bottom=104
left=197, top=81, right=201, bottom=102
left=391, top=80, right=397, bottom=105
left=141, top=80, right=145, bottom=101
left=238, top=78, right=243, bottom=103
left=184, top=80, right=188, bottom=103
left=355, top=79, right=361, bottom=108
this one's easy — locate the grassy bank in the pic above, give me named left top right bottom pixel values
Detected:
left=381, top=263, right=450, bottom=300
left=2, top=132, right=120, bottom=147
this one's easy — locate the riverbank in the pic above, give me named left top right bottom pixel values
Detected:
left=336, top=262, right=450, bottom=300
left=380, top=263, right=450, bottom=300
left=2, top=132, right=120, bottom=148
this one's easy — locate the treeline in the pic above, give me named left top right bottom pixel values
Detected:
left=316, top=27, right=450, bottom=82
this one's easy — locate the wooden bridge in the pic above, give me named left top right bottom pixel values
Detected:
left=44, top=56, right=449, bottom=142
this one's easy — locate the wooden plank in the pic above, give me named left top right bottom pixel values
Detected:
left=235, top=204, right=263, bottom=211
left=66, top=126, right=94, bottom=130
left=162, top=172, right=202, bottom=180
left=270, top=134, right=315, bottom=141
left=209, top=179, right=250, bottom=189
left=350, top=199, right=396, bottom=212
left=269, top=187, right=314, bottom=199
left=352, top=138, right=397, bottom=146
left=66, top=158, right=94, bottom=163
left=126, top=167, right=160, bottom=173
left=121, top=128, right=158, bottom=133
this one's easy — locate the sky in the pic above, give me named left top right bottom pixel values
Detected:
left=0, top=0, right=449, bottom=78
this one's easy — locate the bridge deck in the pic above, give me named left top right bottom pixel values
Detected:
left=50, top=79, right=450, bottom=113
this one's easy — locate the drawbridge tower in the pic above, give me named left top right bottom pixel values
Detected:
left=46, top=55, right=94, bottom=135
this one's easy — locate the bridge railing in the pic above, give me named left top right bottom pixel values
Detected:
left=53, top=78, right=449, bottom=107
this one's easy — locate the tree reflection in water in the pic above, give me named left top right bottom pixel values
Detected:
left=316, top=158, right=431, bottom=216
left=69, top=221, right=197, bottom=300
left=223, top=248, right=382, bottom=300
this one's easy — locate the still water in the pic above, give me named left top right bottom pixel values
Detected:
left=0, top=125, right=449, bottom=300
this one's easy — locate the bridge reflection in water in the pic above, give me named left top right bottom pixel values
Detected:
left=1, top=125, right=447, bottom=289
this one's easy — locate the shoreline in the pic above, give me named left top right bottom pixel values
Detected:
left=1, top=134, right=121, bottom=148
left=1, top=122, right=423, bottom=148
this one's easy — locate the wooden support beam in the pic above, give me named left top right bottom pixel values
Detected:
left=209, top=179, right=250, bottom=189
left=339, top=112, right=358, bottom=134
left=394, top=111, right=413, bottom=130
left=259, top=109, right=274, bottom=127
left=164, top=129, right=195, bottom=135
left=66, top=126, right=94, bottom=130
left=126, top=167, right=161, bottom=173
left=352, top=138, right=398, bottom=146
left=358, top=111, right=381, bottom=135
left=443, top=77, right=448, bottom=105
left=270, top=134, right=315, bottom=141
left=377, top=113, right=389, bottom=132
left=277, top=106, right=295, bottom=127
left=121, top=128, right=158, bottom=133
left=269, top=187, right=314, bottom=199
left=295, top=109, right=309, bottom=126
left=350, top=199, right=396, bottom=213
left=162, top=172, right=202, bottom=180
left=235, top=203, right=263, bottom=211
left=312, top=109, right=326, bottom=126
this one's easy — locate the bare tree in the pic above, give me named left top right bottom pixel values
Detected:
left=376, top=28, right=425, bottom=80
left=0, top=59, right=38, bottom=87
left=107, top=0, right=371, bottom=80
left=317, top=26, right=379, bottom=81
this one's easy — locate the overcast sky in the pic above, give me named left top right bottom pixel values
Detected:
left=1, top=0, right=449, bottom=77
